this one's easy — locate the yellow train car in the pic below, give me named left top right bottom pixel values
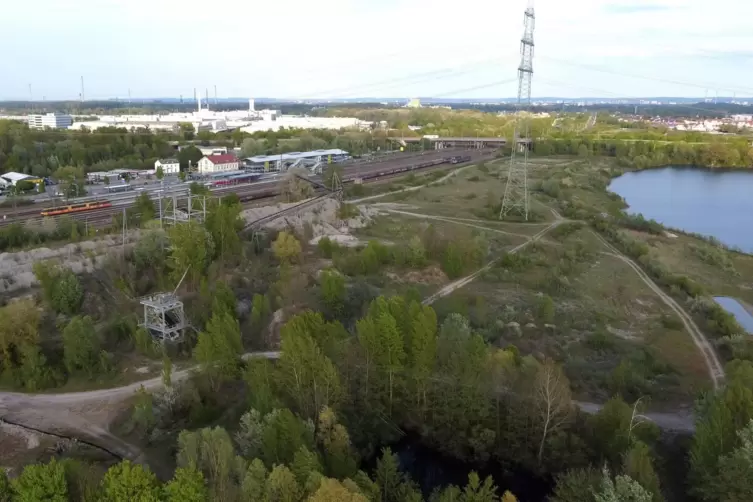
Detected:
left=40, top=201, right=112, bottom=217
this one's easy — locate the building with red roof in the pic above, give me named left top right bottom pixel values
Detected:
left=197, top=154, right=239, bottom=174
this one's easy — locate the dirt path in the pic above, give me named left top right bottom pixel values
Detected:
left=0, top=352, right=280, bottom=462
left=575, top=401, right=694, bottom=432
left=423, top=219, right=562, bottom=305
left=381, top=208, right=534, bottom=240
left=589, top=230, right=725, bottom=389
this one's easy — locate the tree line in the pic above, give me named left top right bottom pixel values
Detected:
left=532, top=134, right=753, bottom=169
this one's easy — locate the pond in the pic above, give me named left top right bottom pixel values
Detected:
left=608, top=166, right=753, bottom=252
left=713, top=297, right=753, bottom=334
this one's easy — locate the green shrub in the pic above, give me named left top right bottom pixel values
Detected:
left=541, top=180, right=561, bottom=198
left=317, top=237, right=337, bottom=258
left=660, top=314, right=684, bottom=331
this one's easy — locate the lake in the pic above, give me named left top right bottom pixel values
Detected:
left=608, top=166, right=753, bottom=252
left=713, top=297, right=753, bottom=334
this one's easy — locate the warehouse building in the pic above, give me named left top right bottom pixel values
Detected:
left=28, top=113, right=73, bottom=130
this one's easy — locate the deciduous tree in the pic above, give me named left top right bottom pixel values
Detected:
left=533, top=359, right=572, bottom=465
left=33, top=262, right=83, bottom=315
left=167, top=220, right=215, bottom=287
left=242, top=459, right=268, bottom=501
left=164, top=466, right=209, bottom=502
left=100, top=461, right=161, bottom=502
left=244, top=358, right=280, bottom=415
left=623, top=441, right=662, bottom=502
left=280, top=167, right=314, bottom=202
left=62, top=315, right=102, bottom=378
left=0, top=298, right=40, bottom=364
left=266, top=465, right=301, bottom=502
left=280, top=317, right=342, bottom=420
left=273, top=231, right=302, bottom=265
left=205, top=200, right=242, bottom=262
left=320, top=270, right=346, bottom=317
left=177, top=427, right=246, bottom=500
left=308, top=478, right=369, bottom=502
left=711, top=419, right=753, bottom=501
left=0, top=470, right=9, bottom=502
left=193, top=311, right=243, bottom=389
left=317, top=407, right=357, bottom=479
left=12, top=459, right=68, bottom=502
left=593, top=468, right=652, bottom=502
left=407, top=303, right=437, bottom=418
left=250, top=293, right=272, bottom=340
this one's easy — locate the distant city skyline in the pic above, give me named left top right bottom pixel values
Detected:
left=2, top=0, right=752, bottom=101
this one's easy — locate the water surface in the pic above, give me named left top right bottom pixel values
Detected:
left=608, top=167, right=753, bottom=252
left=713, top=297, right=753, bottom=334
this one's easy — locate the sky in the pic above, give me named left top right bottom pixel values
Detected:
left=2, top=0, right=753, bottom=100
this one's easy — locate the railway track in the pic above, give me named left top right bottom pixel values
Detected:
left=0, top=149, right=491, bottom=231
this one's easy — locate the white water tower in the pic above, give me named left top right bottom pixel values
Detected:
left=248, top=98, right=255, bottom=112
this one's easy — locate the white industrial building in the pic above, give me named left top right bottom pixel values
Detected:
left=155, top=158, right=180, bottom=174
left=0, top=172, right=42, bottom=187
left=243, top=149, right=350, bottom=172
left=66, top=94, right=372, bottom=134
left=240, top=115, right=371, bottom=134
left=28, top=113, right=73, bottom=129
left=197, top=146, right=228, bottom=156
left=197, top=154, right=239, bottom=173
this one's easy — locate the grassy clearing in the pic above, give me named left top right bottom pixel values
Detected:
left=430, top=229, right=710, bottom=404
left=354, top=212, right=529, bottom=255
left=380, top=161, right=556, bottom=223
left=622, top=229, right=753, bottom=305
left=372, top=159, right=718, bottom=405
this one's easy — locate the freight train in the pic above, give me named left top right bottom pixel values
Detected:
left=40, top=201, right=112, bottom=217
left=360, top=154, right=473, bottom=181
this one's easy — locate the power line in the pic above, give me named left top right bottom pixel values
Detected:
left=538, top=55, right=753, bottom=97
left=537, top=77, right=746, bottom=116
left=302, top=55, right=509, bottom=99
left=429, top=78, right=518, bottom=99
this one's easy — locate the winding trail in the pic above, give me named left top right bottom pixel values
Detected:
left=589, top=230, right=725, bottom=389
left=0, top=352, right=280, bottom=462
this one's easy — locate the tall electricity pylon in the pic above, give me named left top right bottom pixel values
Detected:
left=500, top=4, right=535, bottom=221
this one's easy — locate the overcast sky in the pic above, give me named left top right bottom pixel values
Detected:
left=2, top=0, right=752, bottom=100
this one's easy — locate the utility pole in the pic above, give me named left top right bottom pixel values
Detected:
left=500, top=2, right=535, bottom=221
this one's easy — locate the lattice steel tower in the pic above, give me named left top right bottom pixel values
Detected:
left=500, top=3, right=535, bottom=221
